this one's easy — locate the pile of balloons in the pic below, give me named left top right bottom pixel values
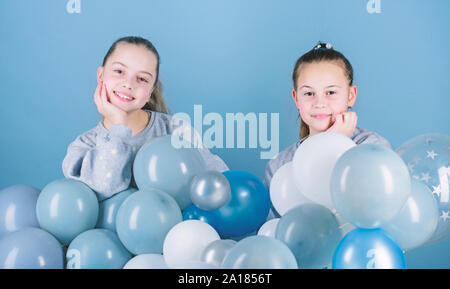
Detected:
left=0, top=132, right=448, bottom=269
left=268, top=132, right=449, bottom=269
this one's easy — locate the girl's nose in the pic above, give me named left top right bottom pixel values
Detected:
left=121, top=81, right=132, bottom=90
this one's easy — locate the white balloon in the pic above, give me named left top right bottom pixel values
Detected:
left=123, top=254, right=168, bottom=269
left=257, top=218, right=280, bottom=238
left=171, top=260, right=219, bottom=269
left=292, top=132, right=356, bottom=209
left=270, top=162, right=312, bottom=215
left=163, top=220, right=220, bottom=268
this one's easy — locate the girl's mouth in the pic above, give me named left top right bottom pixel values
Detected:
left=114, top=90, right=135, bottom=102
left=312, top=114, right=331, bottom=119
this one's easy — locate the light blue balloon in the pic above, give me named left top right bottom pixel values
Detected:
left=133, top=135, right=206, bottom=210
left=0, top=184, right=40, bottom=238
left=66, top=229, right=132, bottom=269
left=115, top=188, right=182, bottom=255
left=381, top=179, right=439, bottom=250
left=332, top=228, right=406, bottom=269
left=36, top=179, right=99, bottom=245
left=0, top=227, right=64, bottom=269
left=275, top=204, right=341, bottom=269
left=221, top=235, right=297, bottom=269
left=396, top=133, right=450, bottom=245
left=331, top=144, right=411, bottom=228
left=209, top=170, right=271, bottom=238
left=96, top=188, right=137, bottom=232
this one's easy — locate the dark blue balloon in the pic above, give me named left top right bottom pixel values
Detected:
left=209, top=170, right=270, bottom=238
left=0, top=184, right=40, bottom=238
left=0, top=227, right=64, bottom=269
left=182, top=204, right=219, bottom=228
left=332, top=228, right=406, bottom=269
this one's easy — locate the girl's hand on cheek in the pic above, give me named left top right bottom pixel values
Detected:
left=327, top=111, right=357, bottom=137
left=94, top=81, right=128, bottom=125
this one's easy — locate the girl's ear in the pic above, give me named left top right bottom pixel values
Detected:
left=348, top=85, right=357, bottom=107
left=292, top=88, right=299, bottom=107
left=97, top=66, right=104, bottom=84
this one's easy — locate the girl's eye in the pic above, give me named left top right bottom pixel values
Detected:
left=114, top=69, right=123, bottom=74
left=304, top=92, right=314, bottom=97
left=327, top=91, right=336, bottom=96
left=138, top=77, right=149, bottom=83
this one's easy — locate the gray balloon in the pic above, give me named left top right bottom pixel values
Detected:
left=190, top=171, right=231, bottom=210
left=200, top=239, right=237, bottom=268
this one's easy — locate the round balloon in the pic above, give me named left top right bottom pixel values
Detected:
left=36, top=179, right=99, bottom=245
left=190, top=170, right=231, bottom=211
left=269, top=162, right=312, bottom=216
left=133, top=135, right=206, bottom=210
left=257, top=218, right=280, bottom=238
left=209, top=170, right=270, bottom=238
left=123, top=254, right=168, bottom=269
left=0, top=227, right=64, bottom=269
left=330, top=144, right=411, bottom=228
left=96, top=188, right=137, bottom=232
left=396, top=133, right=450, bottom=244
left=163, top=220, right=220, bottom=268
left=221, top=235, right=297, bottom=269
left=292, top=132, right=356, bottom=209
left=200, top=239, right=236, bottom=268
left=0, top=184, right=40, bottom=238
left=182, top=204, right=219, bottom=228
left=332, top=228, right=406, bottom=269
left=66, top=229, right=132, bottom=269
left=116, top=188, right=182, bottom=255
left=275, top=203, right=342, bottom=269
left=381, top=179, right=439, bottom=251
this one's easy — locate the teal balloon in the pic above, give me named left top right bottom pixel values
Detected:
left=381, top=179, right=439, bottom=250
left=0, top=184, right=40, bottom=238
left=0, top=227, right=64, bottom=269
left=331, top=144, right=411, bottom=228
left=182, top=204, right=219, bottom=228
left=332, top=228, right=406, bottom=269
left=275, top=204, right=341, bottom=269
left=133, top=135, right=206, bottom=210
left=209, top=170, right=270, bottom=238
left=396, top=133, right=450, bottom=245
left=36, top=179, right=99, bottom=245
left=116, top=188, right=182, bottom=255
left=66, top=229, right=132, bottom=269
left=96, top=188, right=137, bottom=232
left=221, top=235, right=297, bottom=269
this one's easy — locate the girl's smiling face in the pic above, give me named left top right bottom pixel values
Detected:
left=292, top=61, right=357, bottom=136
left=97, top=42, right=158, bottom=113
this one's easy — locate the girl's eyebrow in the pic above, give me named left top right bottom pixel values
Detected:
left=112, top=61, right=154, bottom=78
left=299, top=84, right=341, bottom=89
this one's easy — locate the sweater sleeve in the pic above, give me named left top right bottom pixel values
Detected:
left=62, top=124, right=133, bottom=201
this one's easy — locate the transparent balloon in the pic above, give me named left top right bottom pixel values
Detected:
left=396, top=133, right=450, bottom=245
left=200, top=239, right=236, bottom=268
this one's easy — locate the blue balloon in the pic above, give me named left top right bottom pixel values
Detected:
left=36, top=179, right=99, bottom=245
left=0, top=184, right=40, bottom=238
left=96, top=188, right=137, bottom=232
left=66, top=229, right=132, bottom=269
left=396, top=133, right=450, bottom=245
left=182, top=204, right=219, bottom=228
left=0, top=227, right=64, bottom=269
left=332, top=228, right=406, bottom=269
left=381, top=179, right=439, bottom=250
left=209, top=170, right=270, bottom=238
left=133, top=135, right=206, bottom=210
left=331, top=144, right=411, bottom=228
left=275, top=204, right=342, bottom=269
left=116, top=188, right=182, bottom=255
left=221, top=235, right=297, bottom=269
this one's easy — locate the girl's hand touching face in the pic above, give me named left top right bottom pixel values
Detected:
left=94, top=81, right=128, bottom=125
left=327, top=111, right=357, bottom=137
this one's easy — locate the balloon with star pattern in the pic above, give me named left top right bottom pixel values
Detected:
left=396, top=133, right=450, bottom=245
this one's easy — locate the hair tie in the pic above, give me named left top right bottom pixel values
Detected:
left=314, top=42, right=333, bottom=50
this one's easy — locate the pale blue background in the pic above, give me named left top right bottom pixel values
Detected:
left=0, top=0, right=449, bottom=268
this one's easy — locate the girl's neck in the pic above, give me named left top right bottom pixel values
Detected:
left=103, top=109, right=150, bottom=136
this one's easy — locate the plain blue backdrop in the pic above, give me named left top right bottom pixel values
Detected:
left=1, top=0, right=449, bottom=268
